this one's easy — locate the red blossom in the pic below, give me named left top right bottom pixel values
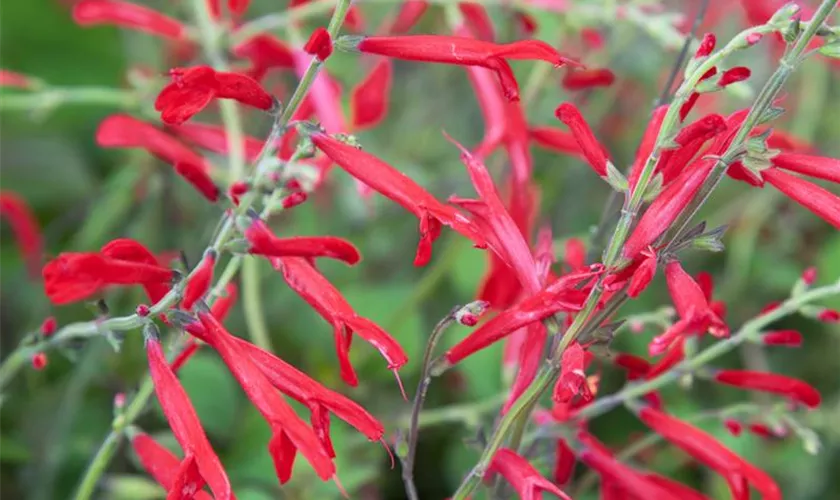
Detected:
left=553, top=439, right=576, bottom=485
left=561, top=68, right=615, bottom=90
left=99, top=238, right=173, bottom=303
left=0, top=191, right=44, bottom=278
left=304, top=27, right=333, bottom=61
left=627, top=247, right=657, bottom=298
left=72, top=0, right=187, bottom=41
left=638, top=406, right=781, bottom=500
left=97, top=114, right=219, bottom=202
left=356, top=35, right=579, bottom=101
left=656, top=113, right=726, bottom=184
left=132, top=433, right=214, bottom=500
left=311, top=133, right=489, bottom=265
left=243, top=219, right=360, bottom=265
left=770, top=152, right=840, bottom=184
left=182, top=251, right=215, bottom=311
left=718, top=67, right=751, bottom=87
left=43, top=242, right=174, bottom=305
left=628, top=104, right=668, bottom=192
left=694, top=33, right=716, bottom=58
left=0, top=69, right=36, bottom=89
left=191, top=312, right=336, bottom=484
left=818, top=309, right=840, bottom=323
left=763, top=168, right=840, bottom=229
left=613, top=353, right=651, bottom=379
left=350, top=60, right=393, bottom=131
left=459, top=3, right=495, bottom=41
left=281, top=191, right=308, bottom=209
left=171, top=283, right=238, bottom=374
left=801, top=266, right=818, bottom=285
left=168, top=122, right=264, bottom=162
left=388, top=1, right=429, bottom=34
left=528, top=126, right=585, bottom=159
left=272, top=257, right=408, bottom=387
left=577, top=432, right=675, bottom=498
left=145, top=335, right=233, bottom=499
left=485, top=448, right=572, bottom=500
left=555, top=103, right=610, bottom=177
left=155, top=66, right=276, bottom=125
left=232, top=34, right=296, bottom=81
left=762, top=329, right=802, bottom=347
left=713, top=369, right=821, bottom=408
left=553, top=342, right=588, bottom=403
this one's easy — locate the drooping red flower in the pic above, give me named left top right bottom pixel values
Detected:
left=763, top=168, right=840, bottom=229
left=770, top=152, right=840, bottom=184
left=350, top=59, right=393, bottom=131
left=145, top=335, right=233, bottom=499
left=43, top=242, right=174, bottom=305
left=638, top=406, right=781, bottom=500
left=304, top=27, right=333, bottom=61
left=243, top=219, right=360, bottom=265
left=272, top=257, right=408, bottom=387
left=713, top=369, right=821, bottom=408
left=232, top=34, right=296, bottom=81
left=561, top=68, right=615, bottom=90
left=131, top=432, right=214, bottom=500
left=181, top=251, right=216, bottom=311
left=485, top=448, right=572, bottom=500
left=97, top=114, right=219, bottom=202
left=555, top=103, right=610, bottom=177
left=0, top=69, right=36, bottom=89
left=168, top=122, right=264, bottom=162
left=444, top=266, right=598, bottom=365
left=628, top=104, right=669, bottom=192
left=311, top=133, right=489, bottom=265
left=0, top=191, right=43, bottom=278
left=189, top=312, right=336, bottom=484
left=355, top=35, right=579, bottom=101
left=99, top=238, right=173, bottom=304
left=171, top=283, right=238, bottom=373
left=762, top=329, right=802, bottom=347
left=72, top=0, right=187, bottom=41
left=155, top=66, right=276, bottom=125
left=643, top=473, right=713, bottom=500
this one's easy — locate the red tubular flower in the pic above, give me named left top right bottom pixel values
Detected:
left=145, top=336, right=233, bottom=499
left=628, top=104, right=669, bottom=192
left=43, top=244, right=174, bottom=305
left=485, top=448, right=572, bottom=500
left=638, top=406, right=781, bottom=500
left=623, top=159, right=715, bottom=260
left=724, top=418, right=743, bottom=436
left=553, top=439, right=576, bottom=485
left=168, top=122, right=264, bottom=162
left=99, top=238, right=172, bottom=303
left=0, top=191, right=43, bottom=278
left=191, top=312, right=336, bottom=483
left=627, top=247, right=657, bottom=298
left=770, top=152, right=840, bottom=184
left=281, top=191, right=308, bottom=209
left=762, top=329, right=802, bottom=347
left=388, top=1, right=429, bottom=34
left=72, top=0, right=187, bottom=41
left=97, top=114, right=219, bottom=202
left=155, top=66, right=276, bottom=125
left=311, top=133, right=489, bottom=265
left=445, top=267, right=597, bottom=365
left=232, top=35, right=296, bottom=81
left=656, top=113, right=726, bottom=184
left=679, top=67, right=717, bottom=121
left=171, top=283, right=238, bottom=373
left=355, top=35, right=578, bottom=101
left=613, top=353, right=651, bottom=379
left=555, top=103, right=610, bottom=177
left=646, top=337, right=685, bottom=379
left=561, top=68, right=615, bottom=90
left=713, top=369, right=821, bottom=408
left=694, top=33, right=716, bottom=58
left=503, top=322, right=546, bottom=413
left=643, top=473, right=713, bottom=500
left=553, top=342, right=587, bottom=403
left=243, top=219, right=360, bottom=265
left=459, top=3, right=495, bottom=41
left=304, top=27, right=333, bottom=61
left=350, top=60, right=393, bottom=131
left=0, top=69, right=35, bottom=89
left=273, top=257, right=408, bottom=387
left=131, top=433, right=214, bottom=500
left=763, top=168, right=840, bottom=229
left=718, top=67, right=751, bottom=87
left=182, top=251, right=216, bottom=311
left=528, top=126, right=585, bottom=159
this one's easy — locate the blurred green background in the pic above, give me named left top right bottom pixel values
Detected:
left=1, top=0, right=839, bottom=499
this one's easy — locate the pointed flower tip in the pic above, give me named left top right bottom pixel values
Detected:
left=695, top=32, right=716, bottom=58
left=304, top=27, right=333, bottom=61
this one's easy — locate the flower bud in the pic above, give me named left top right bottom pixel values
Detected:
left=32, top=352, right=48, bottom=370
left=40, top=316, right=57, bottom=337
left=455, top=300, right=490, bottom=327
left=136, top=304, right=151, bottom=317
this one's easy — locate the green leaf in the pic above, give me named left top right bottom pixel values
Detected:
left=175, top=353, right=240, bottom=439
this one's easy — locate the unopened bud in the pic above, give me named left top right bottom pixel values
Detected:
left=114, top=392, right=126, bottom=410
left=228, top=181, right=249, bottom=205
left=40, top=316, right=57, bottom=337
left=817, top=309, right=840, bottom=323
left=31, top=352, right=48, bottom=370
left=801, top=266, right=817, bottom=285
left=135, top=304, right=150, bottom=317
left=455, top=300, right=489, bottom=326
left=281, top=191, right=308, bottom=209
left=723, top=418, right=743, bottom=436
left=745, top=33, right=763, bottom=46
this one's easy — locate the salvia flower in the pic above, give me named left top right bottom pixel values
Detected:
left=43, top=241, right=174, bottom=305
left=350, top=59, right=393, bottom=131
left=232, top=34, right=296, bottom=81
left=131, top=432, right=214, bottom=500
left=628, top=104, right=669, bottom=192
left=182, top=250, right=216, bottom=311
left=99, top=238, right=173, bottom=303
left=243, top=219, right=361, bottom=265
left=770, top=152, right=840, bottom=184
left=190, top=312, right=336, bottom=484
left=637, top=406, right=781, bottom=500
left=272, top=257, right=408, bottom=387
left=145, top=334, right=233, bottom=499
left=763, top=168, right=840, bottom=229
left=97, top=114, right=219, bottom=202
left=555, top=103, right=611, bottom=177
left=713, top=369, right=821, bottom=408
left=171, top=283, right=238, bottom=373
left=155, top=66, right=277, bottom=125
left=627, top=247, right=657, bottom=298
left=485, top=448, right=572, bottom=500
left=553, top=342, right=588, bottom=403
left=311, top=133, right=489, bottom=265
left=762, top=329, right=803, bottom=347
left=353, top=35, right=578, bottom=101
left=388, top=1, right=429, bottom=34
left=72, top=0, right=188, bottom=41
left=304, top=27, right=333, bottom=61
left=0, top=191, right=43, bottom=278
left=561, top=68, right=615, bottom=90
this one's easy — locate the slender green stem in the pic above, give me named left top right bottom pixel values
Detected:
left=72, top=432, right=121, bottom=500
left=242, top=259, right=274, bottom=350
left=231, top=0, right=335, bottom=44
left=0, top=88, right=139, bottom=112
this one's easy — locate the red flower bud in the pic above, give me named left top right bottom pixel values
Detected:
left=281, top=191, right=308, bottom=209
left=182, top=251, right=216, bottom=311
left=762, top=329, right=802, bottom=347
left=136, top=304, right=151, bottom=317
left=0, top=69, right=36, bottom=89
left=800, top=266, right=818, bottom=285
left=718, top=67, right=751, bottom=87
left=561, top=68, right=615, bottom=90
left=228, top=181, right=249, bottom=205
left=723, top=418, right=743, bottom=436
left=304, top=27, right=333, bottom=61
left=713, top=369, right=821, bottom=408
left=72, top=0, right=187, bottom=41
left=555, top=103, right=610, bottom=177
left=31, top=353, right=48, bottom=370
left=817, top=309, right=840, bottom=323
left=40, top=316, right=57, bottom=336
left=694, top=33, right=716, bottom=58
left=746, top=32, right=763, bottom=45
left=244, top=219, right=360, bottom=265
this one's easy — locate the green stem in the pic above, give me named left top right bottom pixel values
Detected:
left=0, top=88, right=139, bottom=112
left=242, top=259, right=274, bottom=350
left=71, top=432, right=121, bottom=500
left=231, top=0, right=335, bottom=44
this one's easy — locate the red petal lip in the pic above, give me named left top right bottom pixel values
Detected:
left=554, top=102, right=609, bottom=177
